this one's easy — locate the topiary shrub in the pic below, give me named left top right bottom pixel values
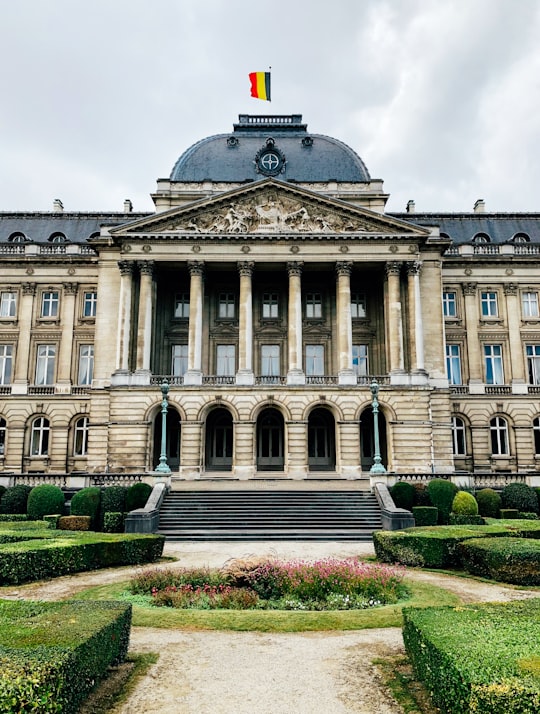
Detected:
left=499, top=508, right=519, bottom=520
left=1, top=484, right=32, bottom=514
left=427, top=479, right=458, bottom=525
left=26, top=484, right=65, bottom=521
left=452, top=491, right=479, bottom=516
left=501, top=482, right=539, bottom=514
left=126, top=482, right=152, bottom=511
left=476, top=488, right=501, bottom=518
left=70, top=487, right=101, bottom=529
left=412, top=506, right=438, bottom=526
left=99, top=486, right=128, bottom=529
left=449, top=514, right=485, bottom=525
left=413, top=482, right=432, bottom=506
left=390, top=481, right=415, bottom=510
left=103, top=511, right=125, bottom=533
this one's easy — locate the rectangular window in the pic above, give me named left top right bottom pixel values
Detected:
left=481, top=291, right=498, bottom=317
left=77, top=345, right=94, bottom=385
left=452, top=417, right=466, bottom=456
left=262, top=293, right=279, bottom=319
left=174, top=293, right=190, bottom=319
left=35, top=344, right=56, bottom=385
left=352, top=344, right=368, bottom=376
left=522, top=291, right=539, bottom=318
left=216, top=345, right=235, bottom=376
left=41, top=291, right=59, bottom=318
left=172, top=344, right=188, bottom=376
left=83, top=291, right=97, bottom=318
left=526, top=345, right=540, bottom=384
left=484, top=344, right=504, bottom=385
left=442, top=291, right=457, bottom=317
left=218, top=293, right=235, bottom=319
left=260, top=345, right=280, bottom=378
left=445, top=344, right=462, bottom=385
left=0, top=345, right=13, bottom=385
left=0, top=292, right=16, bottom=318
left=351, top=293, right=367, bottom=319
left=305, top=344, right=324, bottom=375
left=74, top=417, right=89, bottom=456
left=305, top=293, right=322, bottom=319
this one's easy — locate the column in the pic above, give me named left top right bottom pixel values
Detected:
left=385, top=262, right=405, bottom=376
left=287, top=261, right=305, bottom=385
left=184, top=261, right=204, bottom=386
left=236, top=261, right=255, bottom=385
left=135, top=260, right=154, bottom=374
left=406, top=262, right=426, bottom=377
left=462, top=283, right=482, bottom=385
left=12, top=282, right=36, bottom=394
left=504, top=283, right=526, bottom=390
left=336, top=261, right=355, bottom=385
left=57, top=282, right=78, bottom=390
left=115, top=261, right=135, bottom=373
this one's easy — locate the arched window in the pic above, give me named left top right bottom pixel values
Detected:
left=48, top=232, right=68, bottom=243
left=490, top=416, right=509, bottom=455
left=472, top=233, right=490, bottom=244
left=511, top=232, right=530, bottom=243
left=533, top=417, right=540, bottom=455
left=0, top=418, right=6, bottom=456
left=451, top=416, right=466, bottom=456
left=30, top=417, right=50, bottom=456
left=8, top=232, right=28, bottom=243
left=73, top=417, right=89, bottom=456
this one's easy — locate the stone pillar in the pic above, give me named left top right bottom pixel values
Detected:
left=12, top=282, right=36, bottom=393
left=236, top=261, right=255, bottom=385
left=462, top=283, right=482, bottom=384
left=407, top=262, right=426, bottom=376
left=57, top=283, right=78, bottom=389
left=179, top=420, right=203, bottom=479
left=287, top=261, right=305, bottom=385
left=115, top=261, right=135, bottom=373
left=504, top=283, right=526, bottom=390
left=135, top=261, right=154, bottom=374
left=336, top=261, right=355, bottom=385
left=184, top=261, right=204, bottom=386
left=233, top=420, right=256, bottom=479
left=385, top=262, right=405, bottom=375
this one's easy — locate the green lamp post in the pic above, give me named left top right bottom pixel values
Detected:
left=369, top=379, right=386, bottom=474
left=155, top=380, right=171, bottom=474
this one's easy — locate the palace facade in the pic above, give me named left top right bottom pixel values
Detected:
left=1, top=114, right=540, bottom=486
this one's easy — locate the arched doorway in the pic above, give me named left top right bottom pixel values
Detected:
left=205, top=408, right=233, bottom=471
left=308, top=407, right=336, bottom=471
left=256, top=408, right=284, bottom=471
left=153, top=407, right=181, bottom=471
left=360, top=407, right=388, bottom=471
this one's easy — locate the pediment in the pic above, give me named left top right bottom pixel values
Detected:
left=111, top=180, right=428, bottom=237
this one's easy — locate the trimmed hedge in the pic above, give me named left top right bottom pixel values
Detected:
left=403, top=600, right=540, bottom=713
left=476, top=488, right=501, bottom=518
left=1, top=485, right=32, bottom=515
left=27, top=485, right=65, bottom=521
left=500, top=508, right=519, bottom=519
left=103, top=511, right=125, bottom=533
left=58, top=515, right=91, bottom=531
left=390, top=481, right=415, bottom=510
left=0, top=599, right=131, bottom=714
left=100, top=486, right=127, bottom=529
left=126, top=482, right=152, bottom=511
left=427, top=479, right=458, bottom=524
left=0, top=514, right=27, bottom=522
left=501, top=482, right=539, bottom=514
left=449, top=514, right=485, bottom=526
left=70, top=487, right=101, bottom=529
left=460, top=536, right=540, bottom=585
left=412, top=506, right=438, bottom=527
left=452, top=490, right=478, bottom=516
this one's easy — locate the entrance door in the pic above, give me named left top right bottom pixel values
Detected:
left=206, top=408, right=233, bottom=470
left=257, top=408, right=284, bottom=471
left=308, top=408, right=336, bottom=471
left=360, top=407, right=388, bottom=471
left=153, top=408, right=181, bottom=471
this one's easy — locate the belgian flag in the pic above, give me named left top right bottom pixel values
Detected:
left=249, top=72, right=271, bottom=101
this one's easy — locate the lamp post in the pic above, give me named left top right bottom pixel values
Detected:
left=369, top=379, right=386, bottom=474
left=155, top=380, right=171, bottom=474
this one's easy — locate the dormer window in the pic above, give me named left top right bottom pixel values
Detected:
left=49, top=233, right=68, bottom=243
left=8, top=232, right=28, bottom=243
left=511, top=232, right=530, bottom=243
left=472, top=233, right=490, bottom=244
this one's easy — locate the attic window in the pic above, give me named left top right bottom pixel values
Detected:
left=8, top=232, right=28, bottom=243
left=472, top=233, right=490, bottom=244
left=511, top=233, right=530, bottom=243
left=49, top=233, right=68, bottom=243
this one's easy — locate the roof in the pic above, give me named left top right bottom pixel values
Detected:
left=169, top=114, right=371, bottom=183
left=390, top=213, right=540, bottom=244
left=0, top=213, right=149, bottom=243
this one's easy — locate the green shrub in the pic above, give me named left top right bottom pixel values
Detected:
left=501, top=482, right=539, bottom=514
left=70, top=487, right=101, bottom=528
left=427, top=478, right=458, bottom=524
left=452, top=490, right=479, bottom=516
left=0, top=514, right=27, bottom=522
left=412, top=483, right=432, bottom=506
left=519, top=512, right=539, bottom=520
left=449, top=514, right=485, bottom=526
left=1, top=485, right=32, bottom=515
left=535, top=487, right=540, bottom=510
left=26, top=484, right=65, bottom=521
left=126, top=482, right=152, bottom=511
left=476, top=488, right=501, bottom=518
left=42, top=514, right=59, bottom=528
left=460, top=537, right=540, bottom=585
left=390, top=481, right=415, bottom=510
left=0, top=486, right=5, bottom=504
left=100, top=485, right=127, bottom=514
left=500, top=508, right=519, bottom=519
left=403, top=600, right=540, bottom=714
left=103, top=512, right=125, bottom=533
left=412, top=506, right=438, bottom=526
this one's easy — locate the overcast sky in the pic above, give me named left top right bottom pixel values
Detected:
left=2, top=0, right=540, bottom=215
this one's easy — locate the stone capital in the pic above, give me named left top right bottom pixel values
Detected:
left=138, top=260, right=155, bottom=277
left=462, top=282, right=477, bottom=296
left=335, top=261, right=353, bottom=277
left=63, top=282, right=78, bottom=295
left=118, top=260, right=135, bottom=276
left=406, top=261, right=422, bottom=276
left=503, top=282, right=518, bottom=296
left=237, top=260, right=255, bottom=277
left=385, top=261, right=402, bottom=277
left=187, top=260, right=205, bottom=277
left=287, top=260, right=304, bottom=277
left=21, top=282, right=36, bottom=296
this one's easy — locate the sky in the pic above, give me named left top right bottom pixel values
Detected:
left=2, top=0, right=540, bottom=215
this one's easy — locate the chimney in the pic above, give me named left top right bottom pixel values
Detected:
left=124, top=199, right=133, bottom=214
left=474, top=199, right=485, bottom=213
left=53, top=199, right=64, bottom=213
left=406, top=199, right=415, bottom=214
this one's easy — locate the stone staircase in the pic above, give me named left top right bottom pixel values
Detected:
left=157, top=489, right=382, bottom=541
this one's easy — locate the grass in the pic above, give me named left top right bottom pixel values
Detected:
left=374, top=656, right=438, bottom=714
left=68, top=577, right=459, bottom=632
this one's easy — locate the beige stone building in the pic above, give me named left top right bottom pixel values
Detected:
left=0, top=114, right=539, bottom=488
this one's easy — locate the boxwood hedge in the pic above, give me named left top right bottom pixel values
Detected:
left=403, top=599, right=540, bottom=714
left=0, top=599, right=131, bottom=714
left=460, top=536, right=540, bottom=585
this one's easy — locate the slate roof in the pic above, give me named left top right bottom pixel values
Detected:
left=390, top=213, right=540, bottom=244
left=0, top=213, right=149, bottom=243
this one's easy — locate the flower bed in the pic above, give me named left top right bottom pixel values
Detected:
left=129, top=558, right=407, bottom=611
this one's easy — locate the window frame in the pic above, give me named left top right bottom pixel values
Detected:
left=172, top=344, right=189, bottom=377
left=261, top=292, right=279, bottom=320
left=35, top=344, right=56, bottom=385
left=351, top=293, right=367, bottom=319
left=30, top=416, right=50, bottom=456
left=522, top=291, right=539, bottom=318
left=305, top=344, right=325, bottom=376
left=442, top=291, right=457, bottom=318
left=480, top=291, right=498, bottom=317
left=445, top=344, right=462, bottom=385
left=484, top=344, right=504, bottom=385
left=77, top=344, right=94, bottom=386
left=451, top=416, right=467, bottom=456
left=216, top=344, right=236, bottom=376
left=40, top=291, right=59, bottom=318
left=217, top=292, right=236, bottom=320
left=174, top=293, right=190, bottom=319
left=260, top=344, right=280, bottom=378
left=490, top=416, right=509, bottom=456
left=73, top=416, right=89, bottom=456
left=305, top=292, right=323, bottom=320
left=82, top=290, right=97, bottom=318
left=352, top=344, right=369, bottom=376
left=0, top=345, right=13, bottom=385
left=0, top=291, right=17, bottom=318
